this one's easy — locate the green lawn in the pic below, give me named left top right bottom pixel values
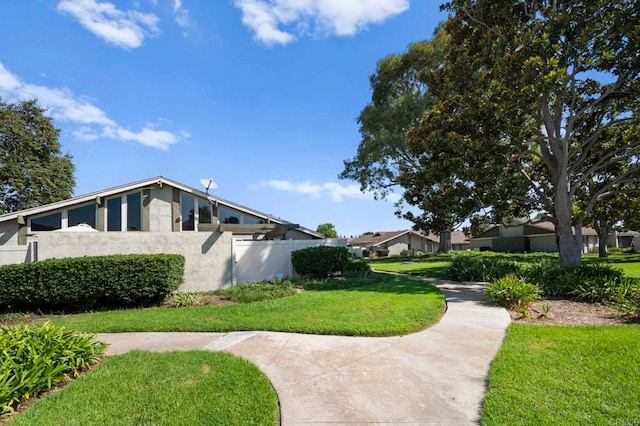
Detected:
left=584, top=253, right=640, bottom=278
left=481, top=324, right=640, bottom=425
left=8, top=351, right=279, bottom=426
left=367, top=257, right=451, bottom=278
left=52, top=275, right=446, bottom=336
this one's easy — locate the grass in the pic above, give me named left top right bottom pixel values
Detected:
left=481, top=324, right=640, bottom=425
left=8, top=350, right=279, bottom=426
left=367, top=257, right=451, bottom=278
left=52, top=275, right=446, bottom=336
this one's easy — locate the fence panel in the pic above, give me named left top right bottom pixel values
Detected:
left=0, top=244, right=33, bottom=266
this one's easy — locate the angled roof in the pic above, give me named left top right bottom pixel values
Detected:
left=451, top=231, right=470, bottom=245
left=347, top=230, right=439, bottom=248
left=0, top=176, right=322, bottom=238
left=472, top=220, right=597, bottom=239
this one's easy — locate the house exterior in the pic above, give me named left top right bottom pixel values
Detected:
left=606, top=231, right=640, bottom=249
left=469, top=221, right=598, bottom=253
left=0, top=176, right=323, bottom=290
left=451, top=231, right=471, bottom=251
left=347, top=230, right=440, bottom=256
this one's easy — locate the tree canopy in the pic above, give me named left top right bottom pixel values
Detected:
left=0, top=98, right=75, bottom=213
left=316, top=222, right=338, bottom=238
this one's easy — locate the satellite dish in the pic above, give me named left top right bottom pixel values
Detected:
left=200, top=178, right=218, bottom=193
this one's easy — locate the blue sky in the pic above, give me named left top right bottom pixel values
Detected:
left=0, top=0, right=445, bottom=237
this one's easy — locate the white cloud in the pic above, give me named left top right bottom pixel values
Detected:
left=173, top=0, right=191, bottom=28
left=260, top=179, right=402, bottom=202
left=57, top=0, right=159, bottom=49
left=0, top=62, right=183, bottom=151
left=234, top=0, right=409, bottom=45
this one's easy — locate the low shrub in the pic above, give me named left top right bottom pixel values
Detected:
left=449, top=255, right=522, bottom=282
left=609, top=281, right=640, bottom=316
left=291, top=246, right=351, bottom=277
left=528, top=262, right=624, bottom=300
left=0, top=322, right=105, bottom=417
left=344, top=257, right=372, bottom=275
left=169, top=292, right=202, bottom=307
left=485, top=275, right=540, bottom=309
left=217, top=281, right=297, bottom=303
left=362, top=248, right=371, bottom=257
left=399, top=249, right=413, bottom=257
left=0, top=254, right=184, bottom=312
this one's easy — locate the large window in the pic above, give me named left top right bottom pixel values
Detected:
left=181, top=193, right=195, bottom=231
left=242, top=215, right=266, bottom=225
left=68, top=204, right=96, bottom=228
left=31, top=212, right=62, bottom=231
left=106, top=197, right=122, bottom=231
left=127, top=192, right=142, bottom=231
left=198, top=199, right=212, bottom=224
left=219, top=206, right=240, bottom=224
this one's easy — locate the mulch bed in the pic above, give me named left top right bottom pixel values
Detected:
left=511, top=299, right=640, bottom=325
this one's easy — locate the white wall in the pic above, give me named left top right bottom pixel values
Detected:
left=149, top=186, right=173, bottom=232
left=0, top=244, right=32, bottom=265
left=35, top=231, right=233, bottom=291
left=0, top=220, right=19, bottom=245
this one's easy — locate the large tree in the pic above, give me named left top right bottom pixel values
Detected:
left=0, top=98, right=75, bottom=213
left=340, top=28, right=477, bottom=251
left=417, top=0, right=640, bottom=266
left=316, top=222, right=338, bottom=238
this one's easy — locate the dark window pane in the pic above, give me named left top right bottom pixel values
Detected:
left=107, top=197, right=122, bottom=231
left=68, top=204, right=96, bottom=228
left=127, top=192, right=142, bottom=231
left=242, top=215, right=266, bottom=225
left=198, top=199, right=212, bottom=225
left=219, top=206, right=240, bottom=224
left=181, top=193, right=195, bottom=231
left=31, top=212, right=61, bottom=231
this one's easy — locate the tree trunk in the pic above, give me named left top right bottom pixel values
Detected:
left=553, top=182, right=582, bottom=267
left=438, top=230, right=452, bottom=252
left=594, top=221, right=610, bottom=258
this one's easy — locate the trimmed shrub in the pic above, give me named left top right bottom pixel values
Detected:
left=485, top=275, right=540, bottom=309
left=344, top=257, right=372, bottom=275
left=449, top=255, right=522, bottom=282
left=291, top=246, right=351, bottom=277
left=377, top=249, right=390, bottom=257
left=528, top=262, right=624, bottom=299
left=0, top=254, right=184, bottom=311
left=1, top=322, right=105, bottom=417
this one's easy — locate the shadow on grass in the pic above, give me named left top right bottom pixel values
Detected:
left=299, top=273, right=443, bottom=297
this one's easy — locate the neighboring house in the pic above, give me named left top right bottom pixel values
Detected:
left=606, top=231, right=640, bottom=249
left=0, top=176, right=324, bottom=290
left=347, top=230, right=440, bottom=256
left=470, top=220, right=598, bottom=253
left=451, top=231, right=471, bottom=251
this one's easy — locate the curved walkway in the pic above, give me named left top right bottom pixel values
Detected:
left=98, top=279, right=511, bottom=425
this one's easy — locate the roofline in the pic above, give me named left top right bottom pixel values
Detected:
left=0, top=176, right=323, bottom=238
left=373, top=230, right=439, bottom=247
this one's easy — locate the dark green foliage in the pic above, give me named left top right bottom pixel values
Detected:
left=609, top=282, right=640, bottom=315
left=0, top=99, right=75, bottom=213
left=0, top=322, right=105, bottom=417
left=344, top=257, right=372, bottom=275
left=448, top=255, right=522, bottom=282
left=377, top=249, right=390, bottom=257
left=217, top=281, right=297, bottom=303
left=485, top=275, right=540, bottom=309
left=527, top=262, right=623, bottom=300
left=291, top=246, right=352, bottom=277
left=0, top=254, right=184, bottom=311
left=362, top=248, right=371, bottom=257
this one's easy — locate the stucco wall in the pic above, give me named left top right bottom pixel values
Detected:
left=0, top=220, right=18, bottom=245
left=470, top=238, right=493, bottom=251
left=386, top=242, right=408, bottom=256
left=149, top=187, right=174, bottom=232
left=529, top=235, right=557, bottom=252
left=35, top=231, right=233, bottom=291
left=500, top=225, right=524, bottom=238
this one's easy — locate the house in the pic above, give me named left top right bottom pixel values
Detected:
left=451, top=231, right=471, bottom=251
left=347, top=230, right=440, bottom=256
left=469, top=220, right=598, bottom=253
left=0, top=176, right=324, bottom=289
left=607, top=231, right=640, bottom=249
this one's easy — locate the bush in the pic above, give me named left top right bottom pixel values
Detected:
left=0, top=322, right=105, bottom=417
left=291, top=246, right=351, bottom=277
left=449, top=255, right=522, bottom=282
left=344, top=257, right=372, bottom=275
left=377, top=249, right=390, bottom=257
left=362, top=249, right=371, bottom=257
left=169, top=292, right=202, bottom=307
left=485, top=275, right=540, bottom=309
left=400, top=249, right=413, bottom=257
left=528, top=262, right=624, bottom=300
left=217, top=281, right=297, bottom=303
left=609, top=281, right=640, bottom=316
left=0, top=254, right=184, bottom=311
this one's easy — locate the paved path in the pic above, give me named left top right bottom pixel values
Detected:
left=98, top=279, right=511, bottom=425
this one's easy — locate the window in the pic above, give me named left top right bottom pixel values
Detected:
left=127, top=192, right=142, bottom=231
left=68, top=204, right=96, bottom=228
left=31, top=212, right=62, bottom=231
left=242, top=215, right=267, bottom=225
left=219, top=206, right=240, bottom=224
left=181, top=193, right=195, bottom=231
left=106, top=197, right=122, bottom=231
left=198, top=199, right=212, bottom=224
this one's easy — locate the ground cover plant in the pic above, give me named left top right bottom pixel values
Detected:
left=216, top=281, right=298, bottom=303
left=1, top=322, right=105, bottom=418
left=51, top=274, right=445, bottom=336
left=8, top=351, right=279, bottom=426
left=482, top=324, right=640, bottom=425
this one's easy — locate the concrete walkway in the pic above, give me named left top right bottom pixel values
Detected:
left=98, top=279, right=511, bottom=425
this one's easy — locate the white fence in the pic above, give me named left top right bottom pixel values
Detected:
left=232, top=238, right=347, bottom=285
left=0, top=243, right=36, bottom=266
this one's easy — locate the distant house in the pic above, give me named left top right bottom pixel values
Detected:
left=469, top=221, right=598, bottom=253
left=607, top=231, right=640, bottom=249
left=347, top=230, right=439, bottom=256
left=451, top=231, right=471, bottom=251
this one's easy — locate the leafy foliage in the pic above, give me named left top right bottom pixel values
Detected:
left=485, top=275, right=540, bottom=309
left=316, top=222, right=338, bottom=238
left=0, top=99, right=75, bottom=213
left=291, top=246, right=352, bottom=277
left=0, top=322, right=105, bottom=417
left=0, top=254, right=184, bottom=311
left=448, top=254, right=522, bottom=282
left=169, top=292, right=202, bottom=308
left=216, top=281, right=297, bottom=303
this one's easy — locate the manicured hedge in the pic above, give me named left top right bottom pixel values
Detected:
left=291, top=246, right=352, bottom=277
left=0, top=254, right=184, bottom=311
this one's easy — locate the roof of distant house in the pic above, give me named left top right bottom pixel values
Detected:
left=347, top=230, right=440, bottom=248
